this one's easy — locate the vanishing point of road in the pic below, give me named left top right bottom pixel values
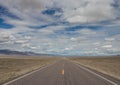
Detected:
left=4, top=59, right=120, bottom=85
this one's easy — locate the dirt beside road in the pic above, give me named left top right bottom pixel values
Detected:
left=0, top=56, right=59, bottom=84
left=70, top=56, right=120, bottom=80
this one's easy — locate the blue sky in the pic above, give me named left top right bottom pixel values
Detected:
left=0, top=0, right=120, bottom=56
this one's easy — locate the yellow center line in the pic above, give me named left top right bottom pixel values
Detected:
left=62, top=69, right=64, bottom=75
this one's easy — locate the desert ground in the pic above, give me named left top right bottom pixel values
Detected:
left=0, top=55, right=59, bottom=84
left=70, top=56, right=120, bottom=80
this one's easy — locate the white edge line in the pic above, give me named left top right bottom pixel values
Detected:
left=3, top=61, right=57, bottom=85
left=73, top=61, right=118, bottom=85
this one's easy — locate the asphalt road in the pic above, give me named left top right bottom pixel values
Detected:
left=4, top=59, right=120, bottom=85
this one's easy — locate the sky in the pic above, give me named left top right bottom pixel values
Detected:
left=0, top=0, right=120, bottom=56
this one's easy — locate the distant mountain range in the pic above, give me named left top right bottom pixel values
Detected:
left=0, top=49, right=58, bottom=56
left=0, top=49, right=41, bottom=56
left=0, top=49, right=119, bottom=57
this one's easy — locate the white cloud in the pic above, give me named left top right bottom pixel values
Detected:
left=22, top=43, right=30, bottom=47
left=78, top=28, right=96, bottom=35
left=7, top=20, right=34, bottom=26
left=102, top=45, right=113, bottom=48
left=63, top=0, right=117, bottom=23
left=105, top=38, right=115, bottom=41
left=0, top=0, right=119, bottom=24
left=29, top=46, right=37, bottom=49
left=15, top=40, right=28, bottom=44
left=0, top=0, right=120, bottom=55
left=0, top=31, right=14, bottom=43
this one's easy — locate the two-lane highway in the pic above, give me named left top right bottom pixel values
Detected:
left=4, top=59, right=120, bottom=85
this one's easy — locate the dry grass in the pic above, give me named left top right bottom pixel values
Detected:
left=70, top=57, right=120, bottom=80
left=0, top=56, right=59, bottom=84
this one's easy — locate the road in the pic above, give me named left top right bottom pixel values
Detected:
left=4, top=59, right=120, bottom=85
